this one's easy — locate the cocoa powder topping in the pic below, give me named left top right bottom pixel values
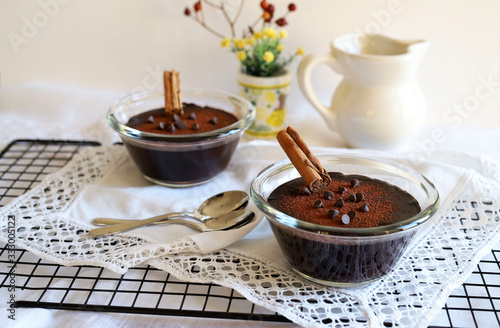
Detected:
left=267, top=172, right=421, bottom=228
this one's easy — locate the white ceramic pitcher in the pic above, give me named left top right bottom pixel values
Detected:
left=297, top=33, right=429, bottom=150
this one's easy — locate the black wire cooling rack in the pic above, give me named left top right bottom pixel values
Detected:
left=0, top=139, right=499, bottom=327
left=0, top=139, right=288, bottom=323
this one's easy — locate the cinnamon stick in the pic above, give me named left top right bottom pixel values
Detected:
left=276, top=127, right=331, bottom=192
left=163, top=70, right=183, bottom=118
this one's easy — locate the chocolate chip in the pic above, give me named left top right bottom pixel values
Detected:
left=408, top=200, right=419, bottom=207
left=173, top=114, right=186, bottom=130
left=334, top=198, right=344, bottom=207
left=341, top=214, right=350, bottom=225
left=359, top=203, right=369, bottom=212
left=166, top=123, right=175, bottom=132
left=158, top=122, right=165, bottom=130
left=297, top=185, right=311, bottom=196
left=324, top=190, right=334, bottom=200
left=313, top=199, right=324, bottom=208
left=356, top=192, right=364, bottom=202
left=128, top=116, right=141, bottom=125
left=348, top=210, right=357, bottom=220
left=346, top=193, right=356, bottom=202
left=209, top=117, right=218, bottom=125
left=338, top=186, right=346, bottom=194
left=188, top=112, right=196, bottom=120
left=147, top=115, right=154, bottom=123
left=350, top=179, right=359, bottom=188
left=328, top=209, right=339, bottom=219
left=192, top=123, right=200, bottom=131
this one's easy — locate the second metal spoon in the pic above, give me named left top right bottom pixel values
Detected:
left=89, top=209, right=255, bottom=236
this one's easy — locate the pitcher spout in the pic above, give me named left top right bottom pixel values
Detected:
left=406, top=38, right=429, bottom=59
left=360, top=34, right=429, bottom=58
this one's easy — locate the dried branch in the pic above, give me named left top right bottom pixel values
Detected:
left=232, top=0, right=245, bottom=25
left=188, top=14, right=225, bottom=38
left=204, top=0, right=222, bottom=9
left=198, top=20, right=226, bottom=38
left=184, top=0, right=294, bottom=40
left=220, top=2, right=236, bottom=37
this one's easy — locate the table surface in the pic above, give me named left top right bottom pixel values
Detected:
left=0, top=83, right=499, bottom=328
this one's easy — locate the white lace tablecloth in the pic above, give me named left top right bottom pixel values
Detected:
left=1, top=138, right=499, bottom=328
left=1, top=83, right=500, bottom=328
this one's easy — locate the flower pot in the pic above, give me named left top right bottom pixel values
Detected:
left=237, top=69, right=292, bottom=138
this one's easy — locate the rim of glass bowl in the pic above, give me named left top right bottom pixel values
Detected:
left=250, top=154, right=440, bottom=237
left=107, top=87, right=256, bottom=143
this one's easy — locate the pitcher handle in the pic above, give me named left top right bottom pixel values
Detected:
left=297, top=54, right=337, bottom=120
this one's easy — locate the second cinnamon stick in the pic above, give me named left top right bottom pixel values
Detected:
left=276, top=127, right=331, bottom=192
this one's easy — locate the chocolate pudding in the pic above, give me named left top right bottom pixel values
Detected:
left=267, top=172, right=421, bottom=284
left=124, top=104, right=240, bottom=185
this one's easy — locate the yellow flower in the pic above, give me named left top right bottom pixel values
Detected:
left=234, top=38, right=246, bottom=49
left=254, top=31, right=263, bottom=39
left=263, top=27, right=277, bottom=39
left=279, top=30, right=288, bottom=39
left=236, top=51, right=247, bottom=61
left=277, top=44, right=284, bottom=52
left=296, top=46, right=305, bottom=55
left=246, top=37, right=256, bottom=46
left=263, top=51, right=274, bottom=63
left=221, top=37, right=231, bottom=48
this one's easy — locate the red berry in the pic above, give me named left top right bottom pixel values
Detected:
left=184, top=7, right=191, bottom=16
left=288, top=3, right=296, bottom=11
left=276, top=17, right=287, bottom=26
left=194, top=1, right=202, bottom=12
left=260, top=0, right=269, bottom=10
left=262, top=11, right=272, bottom=21
left=267, top=4, right=275, bottom=14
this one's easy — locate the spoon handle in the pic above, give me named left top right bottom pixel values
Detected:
left=92, top=218, right=138, bottom=226
left=92, top=212, right=193, bottom=226
left=89, top=213, right=195, bottom=236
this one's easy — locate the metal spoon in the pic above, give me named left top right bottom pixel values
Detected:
left=92, top=190, right=249, bottom=227
left=89, top=209, right=255, bottom=236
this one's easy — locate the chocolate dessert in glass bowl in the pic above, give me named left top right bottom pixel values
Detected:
left=107, top=88, right=255, bottom=187
left=250, top=128, right=439, bottom=287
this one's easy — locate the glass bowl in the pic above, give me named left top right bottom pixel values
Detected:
left=107, top=88, right=255, bottom=187
left=250, top=154, right=439, bottom=287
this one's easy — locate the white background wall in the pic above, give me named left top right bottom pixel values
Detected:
left=1, top=0, right=499, bottom=128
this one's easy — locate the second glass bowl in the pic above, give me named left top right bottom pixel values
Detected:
left=250, top=153, right=439, bottom=287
